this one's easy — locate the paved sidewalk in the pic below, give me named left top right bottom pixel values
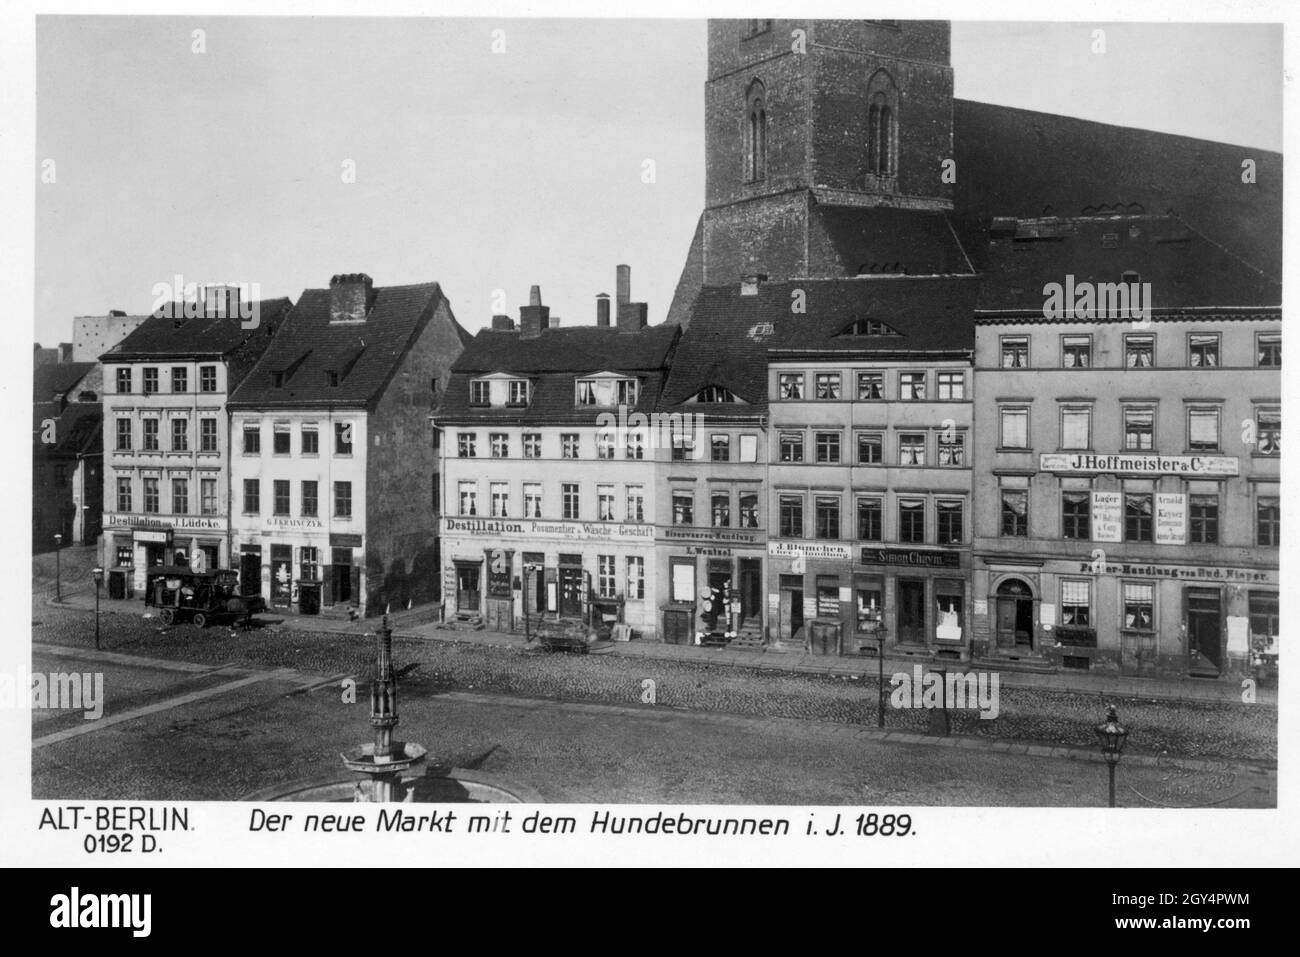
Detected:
left=45, top=589, right=1275, bottom=707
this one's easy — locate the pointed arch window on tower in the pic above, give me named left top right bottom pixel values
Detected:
left=866, top=71, right=899, bottom=179
left=745, top=82, right=767, bottom=184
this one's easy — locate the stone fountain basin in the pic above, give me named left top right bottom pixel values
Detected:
left=241, top=767, right=542, bottom=803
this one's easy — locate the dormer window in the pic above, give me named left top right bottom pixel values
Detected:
left=271, top=371, right=285, bottom=388
left=838, top=318, right=900, bottom=337
left=507, top=379, right=531, bottom=407
left=326, top=371, right=339, bottom=388
left=470, top=380, right=490, bottom=406
left=692, top=385, right=740, bottom=404
left=575, top=375, right=639, bottom=408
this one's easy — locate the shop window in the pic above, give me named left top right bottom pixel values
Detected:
left=935, top=581, right=963, bottom=642
left=856, top=583, right=883, bottom=632
left=670, top=559, right=695, bottom=603
left=815, top=575, right=840, bottom=617
left=1249, top=592, right=1279, bottom=656
left=1122, top=582, right=1154, bottom=632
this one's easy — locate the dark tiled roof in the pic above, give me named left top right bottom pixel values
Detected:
left=104, top=299, right=294, bottom=360
left=229, top=283, right=462, bottom=408
left=660, top=278, right=980, bottom=414
left=438, top=325, right=680, bottom=425
left=974, top=213, right=1280, bottom=312
left=33, top=361, right=94, bottom=401
left=811, top=205, right=974, bottom=276
left=952, top=99, right=1283, bottom=280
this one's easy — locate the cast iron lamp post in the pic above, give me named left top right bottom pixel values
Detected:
left=92, top=566, right=104, bottom=650
left=1095, top=704, right=1129, bottom=808
left=53, top=533, right=63, bottom=602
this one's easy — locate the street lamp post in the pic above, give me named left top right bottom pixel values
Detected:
left=92, top=566, right=104, bottom=650
left=523, top=564, right=535, bottom=643
left=1094, top=704, right=1129, bottom=808
left=53, top=533, right=63, bottom=602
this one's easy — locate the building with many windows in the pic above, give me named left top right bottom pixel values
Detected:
left=227, top=274, right=468, bottom=617
left=654, top=279, right=774, bottom=646
left=764, top=278, right=980, bottom=656
left=436, top=279, right=677, bottom=638
left=971, top=212, right=1281, bottom=678
left=99, top=294, right=292, bottom=598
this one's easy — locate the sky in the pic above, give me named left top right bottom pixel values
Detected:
left=34, top=17, right=1283, bottom=346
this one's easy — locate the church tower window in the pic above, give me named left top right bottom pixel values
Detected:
left=745, top=80, right=768, bottom=183
left=866, top=71, right=898, bottom=178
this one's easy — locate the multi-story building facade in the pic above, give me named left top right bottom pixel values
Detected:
left=227, top=274, right=468, bottom=618
left=655, top=280, right=773, bottom=646
left=99, top=295, right=291, bottom=598
left=971, top=213, right=1281, bottom=679
left=764, top=278, right=980, bottom=656
left=436, top=281, right=678, bottom=638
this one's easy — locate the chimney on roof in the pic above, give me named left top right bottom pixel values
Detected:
left=617, top=302, right=647, bottom=332
left=58, top=343, right=73, bottom=363
left=519, top=286, right=550, bottom=340
left=616, top=265, right=631, bottom=307
left=491, top=314, right=515, bottom=331
left=329, top=273, right=375, bottom=322
left=740, top=274, right=767, bottom=297
left=596, top=293, right=611, bottom=327
left=108, top=309, right=126, bottom=317
left=203, top=284, right=241, bottom=319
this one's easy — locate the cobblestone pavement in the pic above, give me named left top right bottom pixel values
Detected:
left=32, top=594, right=1277, bottom=767
left=30, top=641, right=1275, bottom=807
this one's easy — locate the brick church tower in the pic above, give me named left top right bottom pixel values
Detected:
left=667, top=19, right=969, bottom=321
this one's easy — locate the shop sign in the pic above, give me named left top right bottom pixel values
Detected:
left=330, top=533, right=363, bottom=547
left=767, top=541, right=852, bottom=561
left=444, top=517, right=653, bottom=543
left=1155, top=493, right=1186, bottom=545
left=1091, top=492, right=1122, bottom=543
left=1041, top=453, right=1238, bottom=476
left=858, top=547, right=961, bottom=568
left=106, top=513, right=226, bottom=532
left=659, top=527, right=762, bottom=546
left=1076, top=560, right=1277, bottom=584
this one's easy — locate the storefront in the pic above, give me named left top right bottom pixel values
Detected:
left=440, top=517, right=657, bottom=637
left=230, top=522, right=354, bottom=615
left=101, top=513, right=228, bottom=598
left=973, top=557, right=1278, bottom=679
left=658, top=527, right=765, bottom=645
left=766, top=540, right=970, bottom=658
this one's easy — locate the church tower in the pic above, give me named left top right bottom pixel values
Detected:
left=700, top=19, right=959, bottom=285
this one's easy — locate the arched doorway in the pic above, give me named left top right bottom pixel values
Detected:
left=995, top=578, right=1035, bottom=650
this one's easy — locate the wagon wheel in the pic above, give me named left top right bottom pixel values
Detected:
left=192, top=612, right=207, bottom=629
left=159, top=608, right=175, bottom=626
